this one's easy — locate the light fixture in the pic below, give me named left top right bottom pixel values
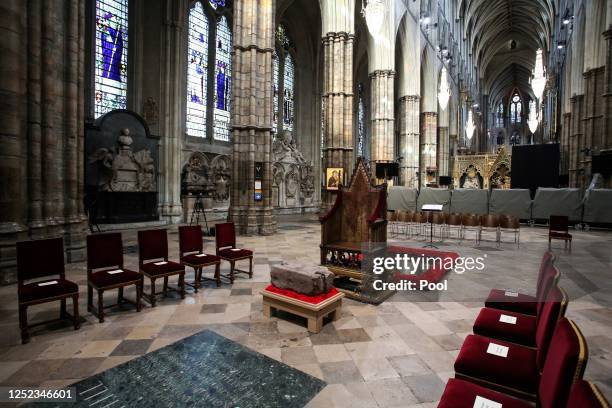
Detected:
left=465, top=110, right=475, bottom=141
left=362, top=0, right=385, bottom=40
left=557, top=41, right=566, bottom=49
left=531, top=48, right=546, bottom=101
left=438, top=67, right=450, bottom=111
left=472, top=103, right=479, bottom=109
left=528, top=100, right=539, bottom=134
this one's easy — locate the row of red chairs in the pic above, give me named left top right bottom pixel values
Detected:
left=16, top=222, right=253, bottom=344
left=437, top=251, right=610, bottom=407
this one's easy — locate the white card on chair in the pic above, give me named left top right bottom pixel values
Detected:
left=504, top=290, right=519, bottom=297
left=154, top=261, right=168, bottom=266
left=108, top=269, right=124, bottom=275
left=499, top=314, right=517, bottom=324
left=231, top=249, right=241, bottom=252
left=486, top=343, right=509, bottom=358
left=473, top=396, right=502, bottom=408
left=196, top=254, right=207, bottom=257
left=38, top=280, right=58, bottom=286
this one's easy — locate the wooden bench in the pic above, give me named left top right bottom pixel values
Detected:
left=261, top=288, right=344, bottom=333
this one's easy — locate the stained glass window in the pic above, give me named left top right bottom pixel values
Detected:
left=283, top=54, right=295, bottom=132
left=213, top=16, right=232, bottom=141
left=357, top=84, right=366, bottom=157
left=186, top=2, right=209, bottom=138
left=94, top=0, right=128, bottom=118
left=272, top=50, right=280, bottom=135
left=510, top=92, right=522, bottom=124
left=321, top=97, right=326, bottom=159
left=273, top=25, right=296, bottom=136
left=496, top=103, right=504, bottom=127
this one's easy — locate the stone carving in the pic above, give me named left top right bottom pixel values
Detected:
left=300, top=166, right=315, bottom=198
left=273, top=131, right=306, bottom=164
left=285, top=169, right=299, bottom=198
left=182, top=152, right=232, bottom=202
left=88, top=128, right=156, bottom=192
left=271, top=261, right=335, bottom=296
left=210, top=155, right=231, bottom=201
left=143, top=97, right=158, bottom=125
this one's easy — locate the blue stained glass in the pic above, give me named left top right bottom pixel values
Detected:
left=283, top=54, right=295, bottom=132
left=213, top=15, right=232, bottom=141
left=186, top=2, right=209, bottom=137
left=272, top=50, right=279, bottom=135
left=94, top=0, right=128, bottom=118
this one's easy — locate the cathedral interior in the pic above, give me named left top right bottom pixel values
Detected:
left=1, top=0, right=612, bottom=407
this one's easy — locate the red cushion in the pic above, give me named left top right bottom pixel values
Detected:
left=438, top=378, right=532, bottom=408
left=87, top=233, right=124, bottom=271
left=17, top=238, right=65, bottom=281
left=567, top=380, right=610, bottom=408
left=19, top=279, right=79, bottom=303
left=454, top=334, right=539, bottom=396
left=138, top=229, right=169, bottom=262
left=89, top=269, right=141, bottom=288
left=264, top=284, right=339, bottom=305
left=485, top=289, right=538, bottom=315
left=550, top=231, right=572, bottom=239
left=534, top=286, right=565, bottom=370
left=179, top=226, right=203, bottom=254
left=215, top=222, right=236, bottom=249
left=539, top=318, right=588, bottom=408
left=181, top=253, right=220, bottom=265
left=218, top=248, right=252, bottom=260
left=473, top=308, right=537, bottom=347
left=141, top=260, right=184, bottom=276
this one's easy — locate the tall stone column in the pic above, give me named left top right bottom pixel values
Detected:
left=370, top=70, right=395, bottom=163
left=321, top=31, right=354, bottom=204
left=437, top=127, right=450, bottom=177
left=561, top=112, right=571, bottom=177
left=420, top=112, right=438, bottom=186
left=0, top=0, right=87, bottom=283
left=229, top=0, right=276, bottom=235
left=569, top=95, right=585, bottom=188
left=603, top=28, right=612, bottom=150
left=158, top=0, right=185, bottom=224
left=582, top=68, right=605, bottom=184
left=398, top=95, right=420, bottom=187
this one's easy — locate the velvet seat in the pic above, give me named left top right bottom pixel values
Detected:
left=215, top=222, right=253, bottom=283
left=484, top=251, right=555, bottom=315
left=438, top=378, right=533, bottom=408
left=179, top=225, right=221, bottom=291
left=16, top=238, right=80, bottom=344
left=138, top=229, right=185, bottom=306
left=455, top=286, right=566, bottom=400
left=473, top=287, right=567, bottom=347
left=567, top=380, right=610, bottom=408
left=87, top=233, right=143, bottom=323
left=455, top=316, right=587, bottom=405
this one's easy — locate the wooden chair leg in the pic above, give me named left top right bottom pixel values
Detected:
left=150, top=278, right=157, bottom=307
left=179, top=273, right=186, bottom=299
left=87, top=284, right=93, bottom=312
left=230, top=261, right=235, bottom=284
left=136, top=280, right=143, bottom=312
left=215, top=263, right=221, bottom=287
left=118, top=287, right=124, bottom=304
left=73, top=295, right=80, bottom=330
left=163, top=277, right=169, bottom=297
left=19, top=304, right=29, bottom=344
left=98, top=289, right=105, bottom=323
left=193, top=267, right=200, bottom=293
left=60, top=298, right=67, bottom=319
left=249, top=257, right=253, bottom=278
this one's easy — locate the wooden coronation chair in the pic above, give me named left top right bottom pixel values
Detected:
left=215, top=222, right=253, bottom=283
left=319, top=158, right=387, bottom=289
left=179, top=225, right=221, bottom=290
left=138, top=229, right=185, bottom=306
left=16, top=238, right=80, bottom=344
left=87, top=233, right=143, bottom=323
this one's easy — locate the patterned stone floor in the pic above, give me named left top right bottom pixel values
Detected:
left=1, top=215, right=611, bottom=407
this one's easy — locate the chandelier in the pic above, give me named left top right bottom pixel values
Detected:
left=362, top=0, right=385, bottom=40
left=531, top=48, right=546, bottom=101
left=528, top=100, right=539, bottom=133
left=465, top=110, right=475, bottom=141
left=438, top=67, right=450, bottom=111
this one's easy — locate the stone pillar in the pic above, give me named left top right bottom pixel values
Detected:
left=321, top=31, right=354, bottom=204
left=158, top=0, right=185, bottom=224
left=438, top=127, right=450, bottom=177
left=229, top=0, right=276, bottom=235
left=420, top=112, right=437, bottom=186
left=398, top=95, right=420, bottom=187
left=0, top=0, right=87, bottom=283
left=603, top=28, right=612, bottom=150
left=569, top=95, right=585, bottom=188
left=561, top=112, right=571, bottom=177
left=370, top=70, right=395, bottom=163
left=582, top=67, right=605, bottom=184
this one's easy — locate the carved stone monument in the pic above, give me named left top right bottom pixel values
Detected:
left=271, top=261, right=335, bottom=296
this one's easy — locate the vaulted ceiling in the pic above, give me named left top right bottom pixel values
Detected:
left=458, top=0, right=555, bottom=106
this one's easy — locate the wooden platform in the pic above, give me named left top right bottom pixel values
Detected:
left=261, top=289, right=344, bottom=333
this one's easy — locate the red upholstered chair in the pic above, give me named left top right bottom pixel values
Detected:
left=215, top=222, right=253, bottom=283
left=549, top=215, right=572, bottom=251
left=179, top=225, right=221, bottom=291
left=138, top=229, right=185, bottom=306
left=485, top=251, right=555, bottom=316
left=454, top=317, right=587, bottom=403
left=567, top=380, right=611, bottom=408
left=87, top=233, right=143, bottom=323
left=473, top=286, right=567, bottom=348
left=16, top=238, right=80, bottom=344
